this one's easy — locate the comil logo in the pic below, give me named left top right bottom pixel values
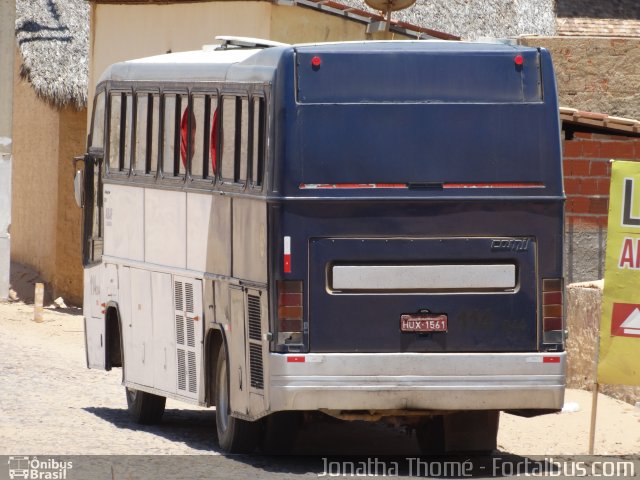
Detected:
left=7, top=457, right=73, bottom=480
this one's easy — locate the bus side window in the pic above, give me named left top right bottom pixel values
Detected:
left=190, top=95, right=206, bottom=179
left=220, top=96, right=236, bottom=182
left=134, top=93, right=149, bottom=174
left=239, top=97, right=248, bottom=184
left=150, top=94, right=159, bottom=175
left=208, top=95, right=219, bottom=180
left=178, top=94, right=188, bottom=177
left=90, top=90, right=105, bottom=150
left=122, top=93, right=132, bottom=173
left=250, top=96, right=265, bottom=188
left=163, top=94, right=178, bottom=177
left=108, top=93, right=121, bottom=172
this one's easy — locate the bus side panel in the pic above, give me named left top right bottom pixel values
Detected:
left=144, top=189, right=186, bottom=269
left=232, top=198, right=268, bottom=284
left=127, top=268, right=154, bottom=387
left=151, top=271, right=177, bottom=395
left=103, top=184, right=144, bottom=261
left=84, top=263, right=106, bottom=369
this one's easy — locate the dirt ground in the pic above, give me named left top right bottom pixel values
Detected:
left=0, top=298, right=638, bottom=456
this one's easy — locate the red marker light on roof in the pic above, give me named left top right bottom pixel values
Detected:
left=514, top=54, right=524, bottom=66
left=311, top=56, right=321, bottom=68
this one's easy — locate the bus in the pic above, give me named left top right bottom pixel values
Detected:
left=76, top=37, right=566, bottom=454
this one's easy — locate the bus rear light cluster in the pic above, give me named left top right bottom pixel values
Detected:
left=277, top=280, right=304, bottom=347
left=542, top=278, right=564, bottom=345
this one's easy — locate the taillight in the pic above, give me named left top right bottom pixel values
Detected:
left=542, top=278, right=564, bottom=345
left=277, top=280, right=304, bottom=349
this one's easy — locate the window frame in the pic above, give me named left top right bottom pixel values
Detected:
left=219, top=92, right=249, bottom=190
left=106, top=90, right=132, bottom=177
left=249, top=94, right=266, bottom=191
left=89, top=88, right=106, bottom=153
left=132, top=89, right=161, bottom=179
left=185, top=90, right=213, bottom=186
left=159, top=89, right=189, bottom=184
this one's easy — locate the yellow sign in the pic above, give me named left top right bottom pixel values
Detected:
left=598, top=160, right=640, bottom=385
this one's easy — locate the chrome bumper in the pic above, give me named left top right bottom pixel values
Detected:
left=268, top=352, right=565, bottom=412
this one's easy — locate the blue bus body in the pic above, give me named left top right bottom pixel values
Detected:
left=262, top=42, right=563, bottom=355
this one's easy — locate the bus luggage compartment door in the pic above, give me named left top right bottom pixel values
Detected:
left=308, top=237, right=537, bottom=353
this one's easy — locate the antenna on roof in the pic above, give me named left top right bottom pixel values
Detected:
left=364, top=0, right=417, bottom=36
left=214, top=36, right=289, bottom=50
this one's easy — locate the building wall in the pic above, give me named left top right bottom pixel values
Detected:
left=11, top=49, right=86, bottom=305
left=270, top=6, right=377, bottom=43
left=54, top=108, right=86, bottom=305
left=562, top=133, right=640, bottom=283
left=11, top=50, right=60, bottom=286
left=520, top=37, right=640, bottom=119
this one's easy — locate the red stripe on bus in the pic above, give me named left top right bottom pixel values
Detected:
left=287, top=356, right=305, bottom=363
left=443, top=183, right=545, bottom=189
left=299, top=183, right=407, bottom=189
left=543, top=356, right=561, bottom=363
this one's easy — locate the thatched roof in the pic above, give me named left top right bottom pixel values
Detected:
left=15, top=0, right=89, bottom=110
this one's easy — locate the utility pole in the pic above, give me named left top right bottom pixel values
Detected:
left=0, top=0, right=15, bottom=300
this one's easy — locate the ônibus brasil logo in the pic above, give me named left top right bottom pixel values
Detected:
left=7, top=457, right=72, bottom=480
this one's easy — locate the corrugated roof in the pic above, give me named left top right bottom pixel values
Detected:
left=556, top=0, right=640, bottom=37
left=15, top=0, right=89, bottom=109
left=557, top=0, right=640, bottom=19
left=560, top=107, right=640, bottom=137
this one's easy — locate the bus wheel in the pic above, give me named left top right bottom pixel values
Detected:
left=260, top=411, right=302, bottom=454
left=125, top=387, right=166, bottom=425
left=215, top=348, right=261, bottom=453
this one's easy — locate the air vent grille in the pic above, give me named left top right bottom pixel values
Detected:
left=186, top=283, right=194, bottom=313
left=174, top=281, right=183, bottom=311
left=173, top=278, right=202, bottom=399
left=247, top=294, right=262, bottom=341
left=187, top=317, right=195, bottom=347
left=177, top=348, right=186, bottom=391
left=176, top=315, right=185, bottom=345
left=249, top=343, right=264, bottom=390
left=188, top=351, right=197, bottom=393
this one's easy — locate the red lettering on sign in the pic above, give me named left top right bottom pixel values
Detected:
left=618, top=237, right=640, bottom=269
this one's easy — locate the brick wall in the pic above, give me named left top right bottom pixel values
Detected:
left=563, top=133, right=640, bottom=226
left=563, top=133, right=640, bottom=282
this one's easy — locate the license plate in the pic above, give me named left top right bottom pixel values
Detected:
left=400, top=314, right=448, bottom=332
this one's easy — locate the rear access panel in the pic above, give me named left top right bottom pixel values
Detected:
left=308, top=237, right=537, bottom=353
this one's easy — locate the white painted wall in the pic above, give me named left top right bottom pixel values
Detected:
left=0, top=0, right=15, bottom=300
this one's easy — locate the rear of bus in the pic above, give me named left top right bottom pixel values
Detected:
left=267, top=42, right=565, bottom=427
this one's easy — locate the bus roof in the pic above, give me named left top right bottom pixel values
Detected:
left=97, top=40, right=540, bottom=86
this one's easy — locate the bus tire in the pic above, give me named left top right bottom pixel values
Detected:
left=215, top=347, right=261, bottom=453
left=125, top=387, right=166, bottom=425
left=260, top=411, right=302, bottom=454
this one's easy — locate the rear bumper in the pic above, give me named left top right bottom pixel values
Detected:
left=268, top=352, right=565, bottom=412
